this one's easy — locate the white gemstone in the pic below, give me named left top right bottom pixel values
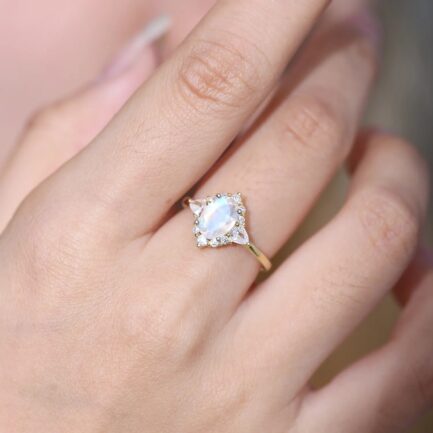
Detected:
left=210, top=239, right=219, bottom=248
left=231, top=227, right=249, bottom=245
left=196, top=235, right=208, bottom=247
left=197, top=196, right=238, bottom=239
left=189, top=200, right=204, bottom=216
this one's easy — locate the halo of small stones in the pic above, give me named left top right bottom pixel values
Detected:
left=192, top=193, right=248, bottom=248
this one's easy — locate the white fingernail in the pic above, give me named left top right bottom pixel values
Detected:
left=101, top=14, right=172, bottom=80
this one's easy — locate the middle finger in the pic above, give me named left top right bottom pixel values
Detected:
left=148, top=14, right=379, bottom=325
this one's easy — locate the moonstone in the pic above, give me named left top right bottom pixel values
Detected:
left=197, top=196, right=238, bottom=239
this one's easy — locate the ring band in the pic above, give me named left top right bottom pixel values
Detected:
left=243, top=242, right=272, bottom=272
left=183, top=193, right=272, bottom=272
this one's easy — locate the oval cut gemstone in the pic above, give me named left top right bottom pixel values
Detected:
left=198, top=197, right=237, bottom=239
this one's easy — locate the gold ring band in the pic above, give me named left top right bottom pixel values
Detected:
left=243, top=243, right=272, bottom=271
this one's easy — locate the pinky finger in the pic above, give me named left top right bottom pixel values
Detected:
left=297, top=217, right=433, bottom=431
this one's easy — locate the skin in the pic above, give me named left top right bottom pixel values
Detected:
left=0, top=1, right=432, bottom=432
left=0, top=0, right=365, bottom=162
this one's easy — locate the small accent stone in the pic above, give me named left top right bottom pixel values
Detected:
left=196, top=235, right=208, bottom=247
left=189, top=200, right=203, bottom=216
left=231, top=227, right=249, bottom=245
left=210, top=239, right=219, bottom=248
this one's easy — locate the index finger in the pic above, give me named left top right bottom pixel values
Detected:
left=44, top=0, right=331, bottom=240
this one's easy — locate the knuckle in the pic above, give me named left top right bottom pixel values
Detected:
left=24, top=102, right=82, bottom=149
left=27, top=105, right=59, bottom=130
left=14, top=200, right=64, bottom=269
left=120, top=300, right=196, bottom=363
left=121, top=257, right=219, bottom=362
left=177, top=35, right=264, bottom=114
left=358, top=187, right=420, bottom=259
left=26, top=103, right=69, bottom=133
left=14, top=196, right=107, bottom=289
left=122, top=304, right=175, bottom=352
left=279, top=93, right=344, bottom=157
left=196, top=366, right=251, bottom=428
left=206, top=385, right=249, bottom=425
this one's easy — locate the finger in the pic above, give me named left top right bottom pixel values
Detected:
left=228, top=131, right=429, bottom=400
left=157, top=0, right=216, bottom=54
left=0, top=22, right=162, bottom=233
left=298, top=248, right=433, bottom=433
left=157, top=0, right=369, bottom=56
left=38, top=0, right=332, bottom=241
left=148, top=13, right=380, bottom=324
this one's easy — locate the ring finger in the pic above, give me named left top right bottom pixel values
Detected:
left=147, top=12, right=379, bottom=324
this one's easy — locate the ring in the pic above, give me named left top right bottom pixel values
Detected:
left=183, top=193, right=272, bottom=271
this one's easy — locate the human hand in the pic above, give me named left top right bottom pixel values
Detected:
left=0, top=1, right=431, bottom=433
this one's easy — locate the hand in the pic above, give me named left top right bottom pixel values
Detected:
left=0, top=2, right=431, bottom=433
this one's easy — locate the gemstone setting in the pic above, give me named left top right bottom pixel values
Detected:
left=188, top=193, right=250, bottom=248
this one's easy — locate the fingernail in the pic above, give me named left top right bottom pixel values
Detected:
left=100, top=14, right=171, bottom=80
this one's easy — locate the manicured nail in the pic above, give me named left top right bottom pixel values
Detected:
left=100, top=14, right=171, bottom=80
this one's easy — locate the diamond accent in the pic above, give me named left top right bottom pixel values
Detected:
left=189, top=199, right=204, bottom=216
left=187, top=193, right=249, bottom=248
left=196, top=235, right=208, bottom=248
left=231, top=227, right=249, bottom=245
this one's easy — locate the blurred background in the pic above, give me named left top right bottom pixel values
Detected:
left=306, top=1, right=433, bottom=431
